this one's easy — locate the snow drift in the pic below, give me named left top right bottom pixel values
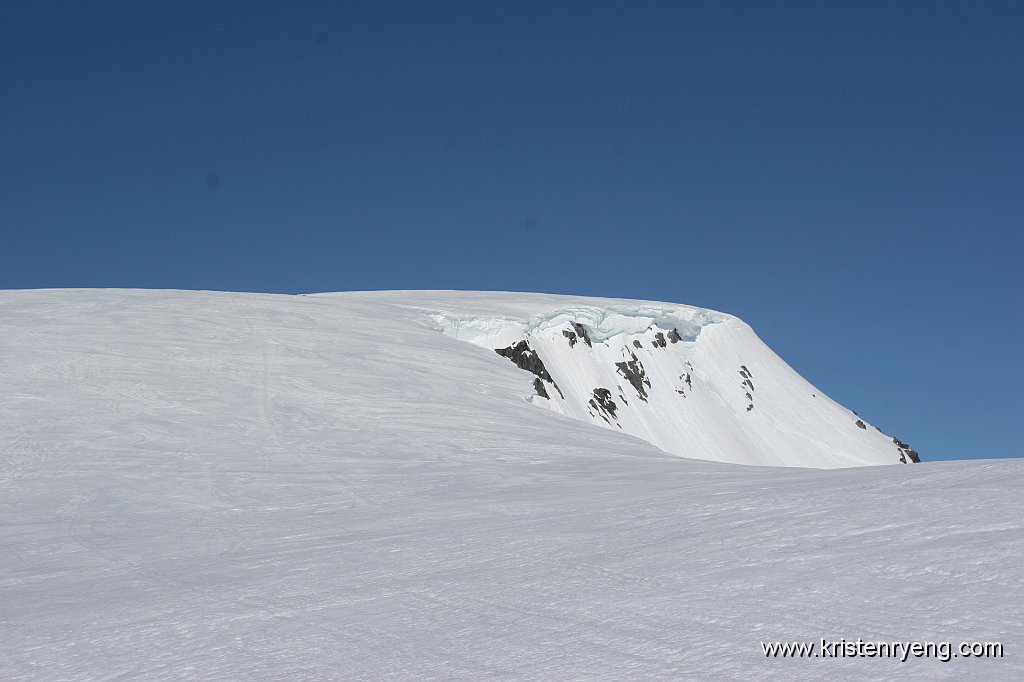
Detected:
left=422, top=295, right=915, bottom=468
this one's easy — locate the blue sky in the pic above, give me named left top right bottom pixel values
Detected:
left=2, top=1, right=1021, bottom=460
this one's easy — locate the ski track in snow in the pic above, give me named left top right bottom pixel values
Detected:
left=0, top=289, right=1020, bottom=681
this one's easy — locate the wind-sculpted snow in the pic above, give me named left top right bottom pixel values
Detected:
left=429, top=302, right=725, bottom=347
left=0, top=289, right=1019, bottom=681
left=428, top=298, right=908, bottom=468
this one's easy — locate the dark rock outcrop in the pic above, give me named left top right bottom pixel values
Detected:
left=571, top=323, right=592, bottom=347
left=677, top=372, right=693, bottom=397
left=562, top=329, right=577, bottom=348
left=740, top=366, right=755, bottom=411
left=588, top=387, right=618, bottom=423
left=893, top=437, right=921, bottom=463
left=667, top=328, right=681, bottom=343
left=855, top=419, right=866, bottom=429
left=495, top=341, right=553, bottom=382
left=652, top=332, right=667, bottom=348
left=495, top=340, right=563, bottom=398
left=533, top=378, right=549, bottom=399
left=615, top=353, right=651, bottom=401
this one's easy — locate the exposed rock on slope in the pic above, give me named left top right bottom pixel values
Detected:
left=494, top=340, right=563, bottom=398
left=431, top=300, right=917, bottom=468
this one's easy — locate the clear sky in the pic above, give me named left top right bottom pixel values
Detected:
left=2, top=1, right=1021, bottom=461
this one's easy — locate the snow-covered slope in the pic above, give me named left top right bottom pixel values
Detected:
left=0, top=289, right=1019, bottom=681
left=417, top=293, right=914, bottom=467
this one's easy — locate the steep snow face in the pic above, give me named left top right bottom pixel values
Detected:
left=428, top=301, right=910, bottom=468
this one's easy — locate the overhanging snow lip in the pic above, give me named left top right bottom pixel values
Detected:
left=420, top=304, right=734, bottom=347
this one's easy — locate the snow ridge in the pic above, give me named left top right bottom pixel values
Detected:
left=431, top=304, right=911, bottom=468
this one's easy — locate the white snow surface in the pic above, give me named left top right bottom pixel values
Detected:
left=421, top=292, right=904, bottom=468
left=0, top=288, right=1020, bottom=680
